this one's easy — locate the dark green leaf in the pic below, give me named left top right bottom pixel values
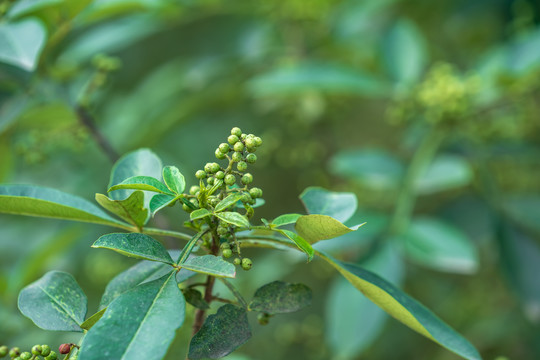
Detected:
left=0, top=18, right=46, bottom=71
left=181, top=255, right=236, bottom=278
left=80, top=308, right=107, bottom=331
left=108, top=175, right=172, bottom=195
left=190, top=208, right=212, bottom=221
left=215, top=193, right=245, bottom=213
left=502, top=195, right=540, bottom=234
left=95, top=191, right=148, bottom=229
left=249, top=281, right=312, bottom=314
left=189, top=304, right=251, bottom=359
left=149, top=193, right=178, bottom=215
left=299, top=187, right=357, bottom=223
left=162, top=166, right=185, bottom=194
left=18, top=271, right=87, bottom=332
left=215, top=212, right=250, bottom=228
left=78, top=272, right=185, bottom=360
left=277, top=229, right=314, bottom=261
left=0, top=185, right=130, bottom=229
left=295, top=214, right=364, bottom=244
left=271, top=213, right=302, bottom=227
left=183, top=288, right=210, bottom=310
left=415, top=155, right=473, bottom=195
left=92, top=233, right=174, bottom=265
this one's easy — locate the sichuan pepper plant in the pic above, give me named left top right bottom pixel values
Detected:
left=0, top=128, right=480, bottom=360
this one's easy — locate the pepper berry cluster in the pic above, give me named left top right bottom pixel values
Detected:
left=0, top=344, right=57, bottom=360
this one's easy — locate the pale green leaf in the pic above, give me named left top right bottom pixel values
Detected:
left=215, top=193, right=245, bottom=213
left=190, top=208, right=212, bottom=221
left=80, top=308, right=107, bottom=331
left=295, top=214, right=364, bottom=244
left=95, top=191, right=148, bottom=229
left=162, top=166, right=185, bottom=194
left=0, top=18, right=46, bottom=71
left=181, top=255, right=236, bottom=278
left=271, top=213, right=302, bottom=227
left=92, top=233, right=174, bottom=265
left=108, top=176, right=172, bottom=195
left=277, top=229, right=314, bottom=261
left=299, top=187, right=357, bottom=223
left=215, top=212, right=250, bottom=228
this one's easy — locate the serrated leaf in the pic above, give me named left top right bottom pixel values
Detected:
left=299, top=187, right=357, bottom=223
left=18, top=271, right=87, bottom=332
left=95, top=191, right=148, bottom=229
left=162, top=166, right=185, bottom=194
left=316, top=250, right=481, bottom=360
left=149, top=193, right=178, bottom=215
left=80, top=308, right=107, bottom=331
left=0, top=18, right=47, bottom=71
left=277, top=229, right=314, bottom=261
left=249, top=281, right=312, bottom=314
left=190, top=208, right=212, bottom=221
left=215, top=193, right=245, bottom=213
left=271, top=213, right=302, bottom=227
left=108, top=175, right=172, bottom=195
left=78, top=272, right=185, bottom=360
left=183, top=288, right=210, bottom=310
left=295, top=214, right=364, bottom=244
left=189, top=304, right=251, bottom=359
left=0, top=185, right=131, bottom=229
left=215, top=212, right=250, bottom=228
left=181, top=255, right=236, bottom=278
left=92, top=233, right=174, bottom=265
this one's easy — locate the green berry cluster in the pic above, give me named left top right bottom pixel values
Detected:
left=220, top=243, right=253, bottom=271
left=0, top=345, right=56, bottom=360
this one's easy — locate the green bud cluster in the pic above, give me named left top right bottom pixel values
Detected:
left=1, top=345, right=56, bottom=360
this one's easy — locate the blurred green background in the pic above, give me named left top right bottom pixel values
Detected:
left=1, top=0, right=540, bottom=359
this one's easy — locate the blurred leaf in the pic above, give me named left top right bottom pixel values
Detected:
left=215, top=193, right=245, bottom=213
left=80, top=308, right=107, bottom=331
left=502, top=196, right=540, bottom=234
left=181, top=255, right=236, bottom=278
left=382, top=18, right=428, bottom=86
left=248, top=62, right=389, bottom=96
left=183, top=288, right=210, bottom=310
left=7, top=0, right=63, bottom=18
left=506, top=27, right=540, bottom=74
left=215, top=212, right=250, bottom=228
left=95, top=191, right=148, bottom=229
left=0, top=185, right=131, bottom=228
left=295, top=214, right=364, bottom=244
left=18, top=271, right=87, bottom=332
left=92, top=233, right=174, bottom=265
left=248, top=281, right=312, bottom=314
left=299, top=187, right=357, bottom=223
left=401, top=217, right=478, bottom=274
left=78, top=272, right=185, bottom=360
left=0, top=18, right=46, bottom=71
left=415, top=155, right=474, bottom=195
left=271, top=213, right=302, bottom=227
left=189, top=304, right=251, bottom=360
left=162, top=166, right=185, bottom=195
left=78, top=0, right=163, bottom=23
left=276, top=229, right=314, bottom=261
left=7, top=0, right=92, bottom=21
left=0, top=94, right=29, bottom=135
left=316, top=250, right=481, bottom=360
left=149, top=194, right=177, bottom=215
left=108, top=175, right=172, bottom=195
left=329, top=149, right=405, bottom=190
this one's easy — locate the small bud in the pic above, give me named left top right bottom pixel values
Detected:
left=207, top=177, right=215, bottom=185
left=182, top=203, right=192, bottom=212
left=189, top=186, right=200, bottom=195
left=20, top=352, right=31, bottom=360
left=45, top=351, right=58, bottom=360
left=254, top=136, right=263, bottom=146
left=59, top=344, right=72, bottom=355
left=0, top=346, right=8, bottom=357
left=245, top=137, right=257, bottom=149
left=233, top=258, right=241, bottom=266
left=220, top=242, right=231, bottom=250
left=249, top=187, right=263, bottom=199
left=9, top=348, right=20, bottom=357
left=215, top=171, right=225, bottom=179
left=215, top=149, right=226, bottom=159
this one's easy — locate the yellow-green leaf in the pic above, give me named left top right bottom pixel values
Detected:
left=95, top=191, right=148, bottom=229
left=295, top=214, right=365, bottom=244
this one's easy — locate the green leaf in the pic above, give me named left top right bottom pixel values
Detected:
left=0, top=185, right=130, bottom=229
left=149, top=194, right=178, bottom=215
left=181, top=255, right=236, bottom=278
left=183, top=288, right=210, bottom=310
left=401, top=217, right=478, bottom=274
left=277, top=229, right=314, bottom=261
left=92, top=233, right=174, bottom=265
left=316, top=250, right=481, bottom=360
left=502, top=195, right=540, bottom=234
left=162, top=166, right=185, bottom=194
left=78, top=272, right=185, bottom=360
left=249, top=281, right=312, bottom=314
left=108, top=175, right=173, bottom=195
left=215, top=212, right=250, bottom=228
left=215, top=193, right=245, bottom=213
left=0, top=18, right=46, bottom=71
left=299, top=187, right=357, bottom=223
left=190, top=208, right=212, bottom=221
left=80, top=308, right=107, bottom=331
left=18, top=271, right=87, bottom=332
left=415, top=155, right=473, bottom=195
left=295, top=214, right=364, bottom=244
left=271, top=213, right=302, bottom=227
left=189, top=304, right=251, bottom=360
left=95, top=191, right=148, bottom=229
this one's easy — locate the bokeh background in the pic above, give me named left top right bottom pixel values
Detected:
left=1, top=0, right=540, bottom=359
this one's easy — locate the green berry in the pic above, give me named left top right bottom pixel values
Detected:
left=241, top=258, right=253, bottom=270
left=231, top=152, right=243, bottom=162
left=45, top=351, right=57, bottom=360
left=246, top=153, right=257, bottom=163
left=245, top=137, right=257, bottom=149
left=190, top=198, right=199, bottom=207
left=257, top=312, right=270, bottom=325
left=208, top=197, right=219, bottom=206
left=217, top=226, right=228, bottom=236
left=254, top=136, right=263, bottom=146
left=241, top=193, right=253, bottom=203
left=215, top=148, right=226, bottom=159
left=9, top=348, right=20, bottom=357
left=241, top=173, right=253, bottom=185
left=220, top=242, right=231, bottom=250
left=204, top=162, right=220, bottom=174
left=222, top=249, right=233, bottom=258
left=182, top=203, right=192, bottom=212
left=237, top=161, right=247, bottom=172
left=233, top=142, right=244, bottom=152
left=227, top=135, right=239, bottom=145
left=0, top=346, right=8, bottom=357
left=195, top=170, right=206, bottom=179
left=233, top=258, right=241, bottom=265
left=20, top=353, right=31, bottom=360
left=13, top=357, right=21, bottom=360
left=40, top=345, right=51, bottom=357
left=218, top=143, right=230, bottom=153
left=231, top=127, right=242, bottom=137
left=189, top=186, right=200, bottom=195
left=249, top=187, right=263, bottom=198
left=224, top=174, right=236, bottom=186
left=31, top=345, right=42, bottom=355
left=215, top=171, right=225, bottom=179
left=207, top=177, right=215, bottom=185
left=240, top=133, right=247, bottom=140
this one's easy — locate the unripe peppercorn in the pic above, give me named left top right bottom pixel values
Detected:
left=20, top=352, right=31, bottom=360
left=218, top=143, right=230, bottom=153
left=237, top=161, right=247, bottom=172
left=59, top=344, right=71, bottom=355
left=45, top=352, right=57, bottom=360
left=233, top=258, right=241, bottom=265
left=220, top=242, right=231, bottom=250
left=189, top=186, right=200, bottom=195
left=231, top=152, right=243, bottom=162
left=245, top=137, right=256, bottom=149
left=241, top=173, right=253, bottom=185
left=195, top=170, right=206, bottom=179
left=208, top=197, right=219, bottom=206
left=231, top=127, right=242, bottom=136
left=217, top=226, right=228, bottom=236
left=241, top=258, right=253, bottom=270
left=249, top=187, right=263, bottom=198
left=246, top=153, right=257, bottom=163
left=224, top=174, right=236, bottom=186
left=222, top=249, right=233, bottom=258
left=227, top=135, right=239, bottom=145
left=233, top=142, right=244, bottom=152
left=9, top=348, right=20, bottom=357
left=0, top=346, right=7, bottom=357
left=215, top=171, right=225, bottom=179
left=241, top=193, right=253, bottom=203
left=40, top=345, right=51, bottom=357
left=215, top=149, right=226, bottom=159
left=207, top=177, right=215, bottom=185
left=182, top=203, right=192, bottom=212
left=240, top=133, right=247, bottom=140
left=31, top=345, right=42, bottom=355
left=13, top=357, right=21, bottom=360
left=254, top=136, right=263, bottom=146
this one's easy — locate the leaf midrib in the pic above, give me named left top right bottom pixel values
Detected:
left=38, top=285, right=82, bottom=328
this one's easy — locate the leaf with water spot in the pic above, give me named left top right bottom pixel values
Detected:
left=249, top=281, right=312, bottom=314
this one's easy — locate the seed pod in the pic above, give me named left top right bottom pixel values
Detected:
left=231, top=152, right=243, bottom=162
left=224, top=174, right=236, bottom=186
left=59, top=344, right=72, bottom=355
left=215, top=149, right=226, bottom=159
left=20, top=352, right=32, bottom=360
left=222, top=249, right=233, bottom=258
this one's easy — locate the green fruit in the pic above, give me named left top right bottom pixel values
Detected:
left=189, top=186, right=200, bottom=195
left=241, top=193, right=253, bottom=203
left=182, top=203, right=192, bottom=212
left=224, top=174, right=236, bottom=185
left=254, top=136, right=263, bottom=146
left=9, top=348, right=20, bottom=357
left=217, top=226, right=228, bottom=236
left=0, top=346, right=8, bottom=357
left=222, top=249, right=233, bottom=258
left=245, top=137, right=256, bottom=148
left=190, top=198, right=199, bottom=207
left=208, top=197, right=219, bottom=206
left=195, top=170, right=206, bottom=179
left=231, top=152, right=243, bottom=162
left=231, top=127, right=242, bottom=136
left=215, top=171, right=225, bottom=179
left=214, top=179, right=224, bottom=188
left=241, top=258, right=253, bottom=270
left=20, top=353, right=31, bottom=360
left=249, top=187, right=263, bottom=198
left=204, top=162, right=219, bottom=174
left=240, top=133, right=247, bottom=140
left=227, top=135, right=239, bottom=145
left=218, top=143, right=230, bottom=153
left=233, top=142, right=244, bottom=152
left=246, top=153, right=257, bottom=163
left=220, top=242, right=231, bottom=250
left=237, top=161, right=247, bottom=172
left=215, top=148, right=226, bottom=159
left=241, top=173, right=253, bottom=185
left=31, top=345, right=42, bottom=355
left=45, top=351, right=57, bottom=360
left=207, top=177, right=215, bottom=185
left=40, top=345, right=51, bottom=357
left=13, top=357, right=21, bottom=360
left=233, top=258, right=241, bottom=265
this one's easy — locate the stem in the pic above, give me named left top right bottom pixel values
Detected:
left=191, top=275, right=215, bottom=336
left=143, top=227, right=193, bottom=241
left=75, top=105, right=119, bottom=163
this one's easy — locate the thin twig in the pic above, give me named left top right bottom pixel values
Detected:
left=75, top=105, right=119, bottom=163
